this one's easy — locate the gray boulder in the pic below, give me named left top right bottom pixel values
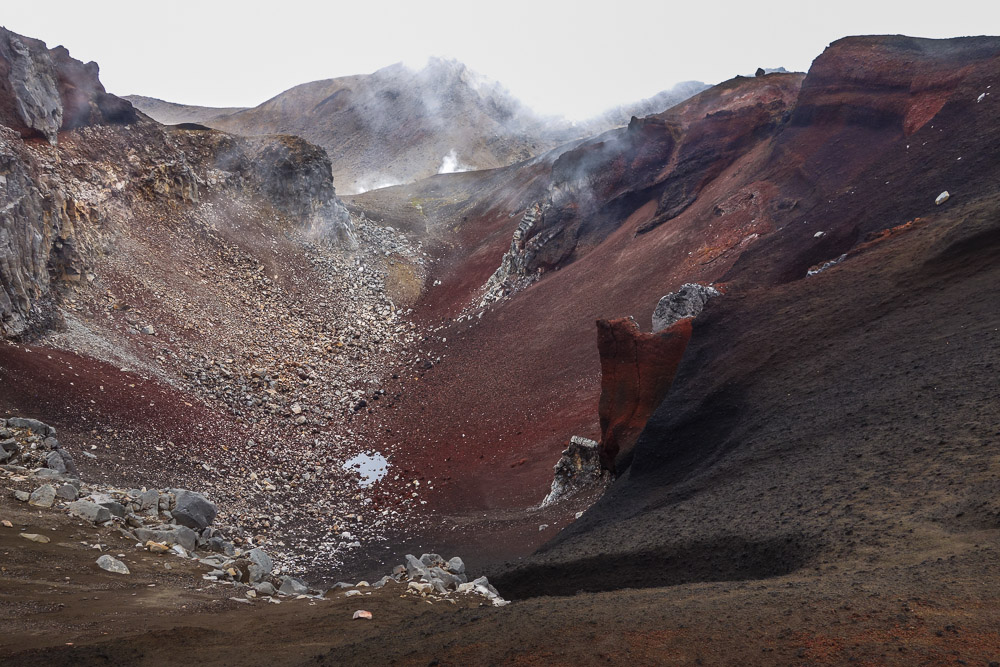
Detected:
left=45, top=447, right=76, bottom=477
left=99, top=501, right=126, bottom=519
left=45, top=450, right=66, bottom=473
left=171, top=489, right=217, bottom=530
left=430, top=567, right=465, bottom=589
left=446, top=556, right=466, bottom=575
left=420, top=553, right=445, bottom=568
left=6, top=417, right=55, bottom=436
left=472, top=576, right=500, bottom=598
left=253, top=581, right=276, bottom=596
left=67, top=500, right=112, bottom=524
left=96, top=555, right=129, bottom=575
left=0, top=438, right=19, bottom=460
left=651, top=283, right=721, bottom=333
left=134, top=525, right=198, bottom=552
left=55, top=483, right=78, bottom=500
left=405, top=554, right=431, bottom=580
left=247, top=548, right=272, bottom=583
left=28, top=484, right=56, bottom=508
left=278, top=576, right=309, bottom=596
left=33, top=468, right=66, bottom=481
left=139, top=489, right=160, bottom=515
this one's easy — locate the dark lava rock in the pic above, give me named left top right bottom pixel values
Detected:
left=170, top=489, right=217, bottom=530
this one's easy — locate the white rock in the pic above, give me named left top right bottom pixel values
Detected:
left=935, top=191, right=950, bottom=205
left=96, top=555, right=130, bottom=575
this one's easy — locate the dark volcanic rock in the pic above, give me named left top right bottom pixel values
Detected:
left=596, top=317, right=693, bottom=472
left=540, top=435, right=609, bottom=506
left=651, top=283, right=720, bottom=333
left=170, top=489, right=217, bottom=530
left=0, top=27, right=135, bottom=144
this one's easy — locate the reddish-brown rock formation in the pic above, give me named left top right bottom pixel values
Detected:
left=596, top=317, right=692, bottom=472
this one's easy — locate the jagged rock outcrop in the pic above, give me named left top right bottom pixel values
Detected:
left=0, top=27, right=135, bottom=145
left=240, top=136, right=356, bottom=247
left=651, top=283, right=720, bottom=332
left=0, top=27, right=357, bottom=338
left=540, top=436, right=609, bottom=507
left=596, top=317, right=693, bottom=472
left=480, top=202, right=552, bottom=305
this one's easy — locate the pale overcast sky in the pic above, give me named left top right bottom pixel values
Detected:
left=3, top=0, right=998, bottom=119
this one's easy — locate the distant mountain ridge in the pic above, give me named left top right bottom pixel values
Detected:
left=126, top=60, right=707, bottom=193
left=122, top=95, right=247, bottom=125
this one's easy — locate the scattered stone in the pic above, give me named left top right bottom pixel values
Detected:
left=0, top=520, right=12, bottom=528
left=20, top=533, right=50, bottom=543
left=139, top=489, right=160, bottom=514
left=6, top=418, right=54, bottom=436
left=278, top=576, right=309, bottom=596
left=13, top=490, right=29, bottom=502
left=135, top=525, right=198, bottom=552
left=345, top=589, right=362, bottom=597
left=96, top=555, right=130, bottom=574
left=28, top=484, right=56, bottom=508
left=99, top=501, right=126, bottom=519
left=247, top=547, right=272, bottom=583
left=141, top=325, right=155, bottom=335
left=55, top=484, right=78, bottom=501
left=146, top=540, right=169, bottom=554
left=408, top=581, right=432, bottom=594
left=446, top=556, right=465, bottom=575
left=253, top=581, right=276, bottom=596
left=67, top=500, right=112, bottom=524
left=936, top=191, right=950, bottom=205
left=352, top=610, right=372, bottom=620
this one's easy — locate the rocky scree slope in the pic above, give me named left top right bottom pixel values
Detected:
left=0, top=27, right=432, bottom=579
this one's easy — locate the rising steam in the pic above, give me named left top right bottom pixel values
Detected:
left=438, top=149, right=472, bottom=174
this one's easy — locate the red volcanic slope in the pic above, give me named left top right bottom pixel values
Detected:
left=596, top=317, right=692, bottom=473
left=351, top=36, right=1000, bottom=524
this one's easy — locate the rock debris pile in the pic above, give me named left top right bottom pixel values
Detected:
left=5, top=417, right=509, bottom=606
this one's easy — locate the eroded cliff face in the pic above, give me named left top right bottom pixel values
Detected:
left=0, top=28, right=355, bottom=338
left=596, top=317, right=692, bottom=472
left=0, top=28, right=136, bottom=145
